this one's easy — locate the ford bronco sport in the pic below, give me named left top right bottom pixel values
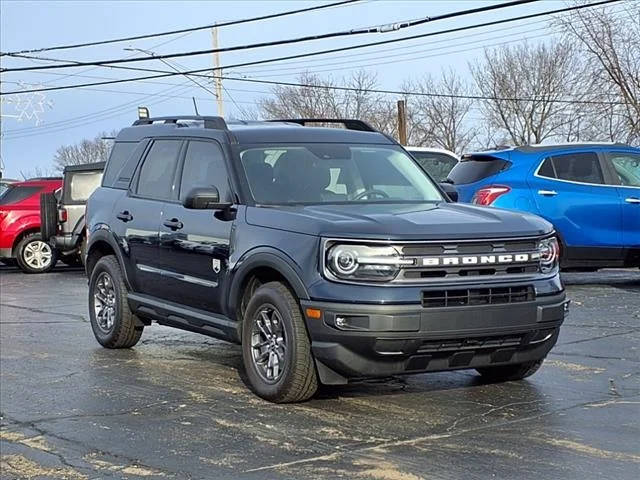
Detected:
left=85, top=116, right=568, bottom=403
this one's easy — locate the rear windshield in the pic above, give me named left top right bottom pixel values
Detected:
left=447, top=155, right=511, bottom=185
left=0, top=185, right=42, bottom=205
left=66, top=171, right=104, bottom=202
left=410, top=151, right=458, bottom=182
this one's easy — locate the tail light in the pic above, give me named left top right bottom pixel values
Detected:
left=58, top=208, right=67, bottom=223
left=472, top=186, right=511, bottom=206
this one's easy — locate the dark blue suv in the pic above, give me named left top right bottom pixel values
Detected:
left=85, top=117, right=568, bottom=402
left=449, top=144, right=640, bottom=270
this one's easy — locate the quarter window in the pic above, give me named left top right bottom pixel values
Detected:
left=538, top=152, right=604, bottom=185
left=102, top=142, right=136, bottom=188
left=179, top=141, right=229, bottom=201
left=135, top=140, right=182, bottom=200
left=608, top=152, right=640, bottom=187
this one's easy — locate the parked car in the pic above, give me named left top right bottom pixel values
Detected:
left=85, top=116, right=567, bottom=403
left=406, top=147, right=459, bottom=182
left=448, top=143, right=640, bottom=269
left=0, top=178, right=62, bottom=272
left=41, top=162, right=105, bottom=266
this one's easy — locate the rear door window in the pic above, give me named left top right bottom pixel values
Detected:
left=135, top=140, right=182, bottom=200
left=0, top=185, right=42, bottom=205
left=539, top=152, right=604, bottom=184
left=447, top=155, right=511, bottom=184
left=102, top=142, right=137, bottom=188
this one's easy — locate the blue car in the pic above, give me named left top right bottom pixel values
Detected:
left=448, top=143, right=640, bottom=269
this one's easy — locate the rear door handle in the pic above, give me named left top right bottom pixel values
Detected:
left=538, top=190, right=557, bottom=196
left=163, top=218, right=184, bottom=230
left=116, top=211, right=133, bottom=222
left=625, top=197, right=640, bottom=204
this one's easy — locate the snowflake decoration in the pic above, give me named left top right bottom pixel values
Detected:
left=1, top=82, right=53, bottom=126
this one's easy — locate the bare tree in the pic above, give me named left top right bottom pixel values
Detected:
left=401, top=69, right=477, bottom=154
left=556, top=2, right=640, bottom=144
left=470, top=41, right=586, bottom=145
left=259, top=71, right=395, bottom=134
left=19, top=165, right=56, bottom=180
left=53, top=131, right=116, bottom=173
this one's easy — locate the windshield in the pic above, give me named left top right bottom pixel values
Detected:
left=240, top=144, right=443, bottom=205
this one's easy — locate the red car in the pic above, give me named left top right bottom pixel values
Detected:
left=0, top=178, right=62, bottom=273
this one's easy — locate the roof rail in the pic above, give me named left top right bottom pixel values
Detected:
left=132, top=116, right=228, bottom=130
left=267, top=118, right=377, bottom=132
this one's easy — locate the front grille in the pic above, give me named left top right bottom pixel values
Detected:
left=395, top=237, right=542, bottom=283
left=421, top=285, right=535, bottom=308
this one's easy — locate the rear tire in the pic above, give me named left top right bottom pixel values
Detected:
left=88, top=255, right=143, bottom=348
left=476, top=358, right=544, bottom=382
left=15, top=233, right=58, bottom=274
left=242, top=281, right=318, bottom=403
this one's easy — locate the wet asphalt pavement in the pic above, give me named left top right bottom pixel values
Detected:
left=0, top=265, right=638, bottom=479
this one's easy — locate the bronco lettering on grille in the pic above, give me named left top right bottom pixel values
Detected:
left=422, top=252, right=539, bottom=267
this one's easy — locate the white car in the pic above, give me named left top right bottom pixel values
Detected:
left=405, top=147, right=459, bottom=183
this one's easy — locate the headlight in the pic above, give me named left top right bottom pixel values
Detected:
left=325, top=244, right=411, bottom=282
left=538, top=237, right=559, bottom=273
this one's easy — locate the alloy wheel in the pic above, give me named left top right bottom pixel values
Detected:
left=94, top=272, right=117, bottom=332
left=251, top=305, right=287, bottom=383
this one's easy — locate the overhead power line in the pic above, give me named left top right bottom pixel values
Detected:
left=0, top=0, right=621, bottom=98
left=0, top=0, right=361, bottom=57
left=0, top=0, right=539, bottom=72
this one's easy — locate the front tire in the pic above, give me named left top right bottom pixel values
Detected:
left=476, top=358, right=544, bottom=382
left=89, top=255, right=143, bottom=348
left=15, top=233, right=58, bottom=273
left=242, top=281, right=318, bottom=403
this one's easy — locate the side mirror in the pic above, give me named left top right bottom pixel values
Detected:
left=182, top=187, right=231, bottom=210
left=440, top=182, right=458, bottom=202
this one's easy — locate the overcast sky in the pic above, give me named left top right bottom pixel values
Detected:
left=1, top=0, right=575, bottom=178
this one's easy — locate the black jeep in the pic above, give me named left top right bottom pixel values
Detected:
left=85, top=116, right=568, bottom=403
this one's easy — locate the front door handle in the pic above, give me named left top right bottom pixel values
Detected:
left=116, top=211, right=133, bottom=222
left=163, top=218, right=184, bottom=230
left=625, top=197, right=640, bottom=204
left=538, top=190, right=557, bottom=196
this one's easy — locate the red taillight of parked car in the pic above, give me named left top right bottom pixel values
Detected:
left=58, top=208, right=67, bottom=223
left=472, top=186, right=511, bottom=206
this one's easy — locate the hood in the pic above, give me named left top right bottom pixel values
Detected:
left=245, top=202, right=552, bottom=240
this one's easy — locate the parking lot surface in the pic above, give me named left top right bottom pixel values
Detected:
left=1, top=266, right=638, bottom=479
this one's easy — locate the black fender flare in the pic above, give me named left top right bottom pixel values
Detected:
left=72, top=214, right=86, bottom=241
left=227, top=248, right=310, bottom=317
left=86, top=227, right=133, bottom=290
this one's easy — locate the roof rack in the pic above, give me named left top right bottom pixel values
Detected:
left=267, top=118, right=377, bottom=132
left=132, top=116, right=228, bottom=130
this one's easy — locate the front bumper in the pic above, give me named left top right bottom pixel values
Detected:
left=0, top=247, right=12, bottom=259
left=301, top=291, right=568, bottom=384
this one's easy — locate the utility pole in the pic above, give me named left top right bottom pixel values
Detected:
left=212, top=26, right=224, bottom=117
left=397, top=99, right=407, bottom=145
